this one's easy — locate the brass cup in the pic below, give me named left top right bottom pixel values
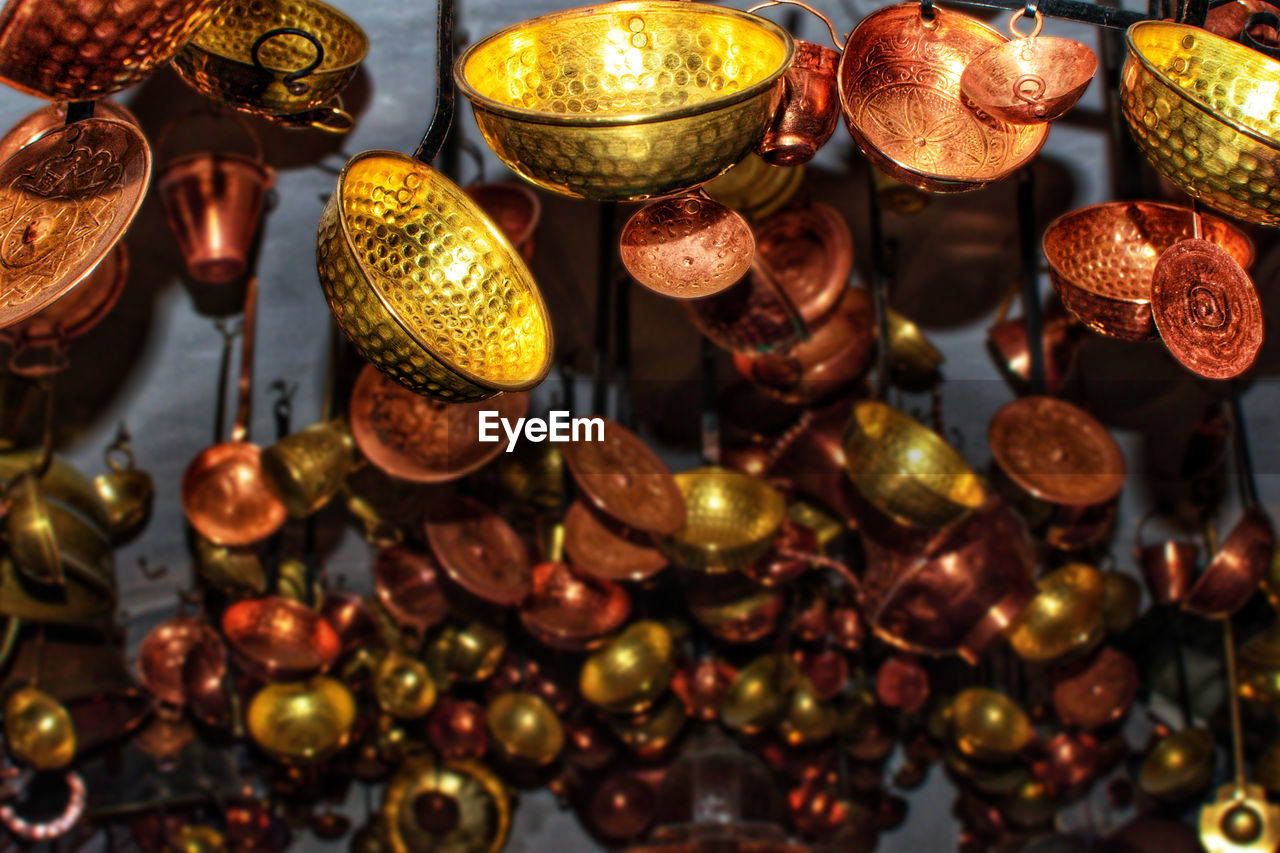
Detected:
left=949, top=687, right=1032, bottom=762
left=194, top=535, right=267, bottom=595
left=660, top=467, right=787, bottom=573
left=842, top=400, right=984, bottom=529
left=486, top=691, right=564, bottom=767
left=374, top=651, right=437, bottom=720
left=4, top=471, right=62, bottom=587
left=4, top=685, right=76, bottom=770
left=246, top=676, right=356, bottom=765
left=721, top=654, right=798, bottom=735
left=1139, top=728, right=1215, bottom=800
left=1005, top=563, right=1105, bottom=662
left=382, top=757, right=512, bottom=853
left=261, top=420, right=356, bottom=518
left=580, top=621, right=677, bottom=715
left=886, top=309, right=945, bottom=379
left=93, top=439, right=153, bottom=545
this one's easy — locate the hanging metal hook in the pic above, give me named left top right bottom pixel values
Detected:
left=413, top=0, right=457, bottom=165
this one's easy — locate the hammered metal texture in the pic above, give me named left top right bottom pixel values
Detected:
left=316, top=151, right=552, bottom=402
left=456, top=1, right=793, bottom=201
left=660, top=466, right=785, bottom=572
left=1043, top=201, right=1252, bottom=341
left=0, top=119, right=151, bottom=331
left=172, top=0, right=367, bottom=119
left=837, top=4, right=1048, bottom=193
left=842, top=400, right=985, bottom=529
left=0, top=0, right=218, bottom=100
left=1121, top=21, right=1280, bottom=226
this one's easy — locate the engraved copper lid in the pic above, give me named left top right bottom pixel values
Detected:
left=349, top=363, right=530, bottom=483
left=0, top=242, right=127, bottom=349
left=989, top=396, right=1125, bottom=508
left=1183, top=507, right=1275, bottom=618
left=373, top=545, right=450, bottom=634
left=563, top=419, right=685, bottom=537
left=519, top=559, right=631, bottom=652
left=1151, top=238, right=1263, bottom=380
left=0, top=117, right=150, bottom=331
left=620, top=193, right=755, bottom=300
left=563, top=500, right=668, bottom=584
left=1043, top=201, right=1253, bottom=341
left=424, top=496, right=532, bottom=607
left=1051, top=646, right=1138, bottom=730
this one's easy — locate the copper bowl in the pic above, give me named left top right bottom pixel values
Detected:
left=837, top=3, right=1048, bottom=193
left=563, top=500, right=668, bottom=583
left=374, top=546, right=449, bottom=634
left=0, top=243, right=128, bottom=352
left=860, top=497, right=1036, bottom=662
left=1043, top=201, right=1253, bottom=341
left=1184, top=508, right=1275, bottom=618
left=465, top=182, right=542, bottom=262
left=424, top=496, right=533, bottom=607
left=222, top=596, right=341, bottom=682
left=519, top=560, right=631, bottom=652
left=136, top=617, right=225, bottom=708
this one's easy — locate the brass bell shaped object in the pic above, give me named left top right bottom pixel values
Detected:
left=3, top=685, right=76, bottom=770
left=374, top=651, right=437, bottom=720
left=485, top=692, right=563, bottom=767
left=580, top=621, right=677, bottom=715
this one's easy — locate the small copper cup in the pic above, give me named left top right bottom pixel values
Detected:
left=756, top=40, right=841, bottom=166
left=1134, top=513, right=1199, bottom=605
left=1184, top=508, right=1275, bottom=618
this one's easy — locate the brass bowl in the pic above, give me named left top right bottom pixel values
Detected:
left=1005, top=563, right=1105, bottom=662
left=843, top=400, right=985, bottom=529
left=0, top=0, right=218, bottom=100
left=659, top=467, right=786, bottom=572
left=382, top=757, right=511, bottom=853
left=949, top=687, right=1032, bottom=762
left=580, top=621, right=677, bottom=714
left=455, top=1, right=794, bottom=201
left=246, top=676, right=356, bottom=765
left=837, top=3, right=1048, bottom=193
left=1043, top=201, right=1252, bottom=340
left=486, top=691, right=564, bottom=766
left=1121, top=21, right=1280, bottom=226
left=172, top=0, right=367, bottom=131
left=317, top=151, right=553, bottom=401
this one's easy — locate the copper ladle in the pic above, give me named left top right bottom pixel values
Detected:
left=181, top=275, right=287, bottom=546
left=619, top=191, right=755, bottom=300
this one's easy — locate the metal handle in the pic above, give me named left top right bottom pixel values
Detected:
left=747, top=0, right=844, bottom=49
left=1242, top=11, right=1280, bottom=58
left=1008, top=6, right=1046, bottom=37
left=414, top=0, right=456, bottom=165
left=309, top=104, right=355, bottom=134
left=230, top=276, right=259, bottom=443
left=251, top=27, right=325, bottom=96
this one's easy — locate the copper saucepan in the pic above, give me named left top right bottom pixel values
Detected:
left=836, top=3, right=1048, bottom=192
left=181, top=276, right=287, bottom=546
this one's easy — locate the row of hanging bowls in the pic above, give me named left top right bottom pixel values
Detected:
left=172, top=0, right=369, bottom=132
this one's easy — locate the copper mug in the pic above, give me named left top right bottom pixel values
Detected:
left=1134, top=512, right=1199, bottom=606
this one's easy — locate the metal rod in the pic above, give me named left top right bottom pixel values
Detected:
left=592, top=202, right=618, bottom=415
left=1229, top=391, right=1260, bottom=509
left=940, top=0, right=1145, bottom=29
left=700, top=335, right=719, bottom=465
left=865, top=166, right=891, bottom=400
left=1017, top=168, right=1047, bottom=395
left=413, top=0, right=456, bottom=165
left=1223, top=614, right=1247, bottom=792
left=615, top=266, right=633, bottom=429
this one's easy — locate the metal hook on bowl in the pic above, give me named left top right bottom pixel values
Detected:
left=747, top=0, right=845, bottom=49
left=1242, top=10, right=1280, bottom=57
left=251, top=27, right=326, bottom=96
left=919, top=0, right=937, bottom=26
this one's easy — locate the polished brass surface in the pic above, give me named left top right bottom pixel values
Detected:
left=317, top=151, right=552, bottom=401
left=660, top=466, right=786, bottom=572
left=1239, top=621, right=1280, bottom=710
left=1199, top=783, right=1280, bottom=853
left=1121, top=21, right=1280, bottom=226
left=1005, top=563, right=1106, bottom=662
left=456, top=1, right=794, bottom=201
left=382, top=757, right=511, bottom=853
left=886, top=308, right=945, bottom=377
left=0, top=0, right=218, bottom=100
left=1043, top=201, right=1252, bottom=340
left=486, top=691, right=564, bottom=766
left=606, top=693, right=685, bottom=758
left=375, top=650, right=437, bottom=719
left=261, top=420, right=355, bottom=517
left=580, top=621, right=676, bottom=714
left=949, top=687, right=1031, bottom=762
left=426, top=621, right=507, bottom=683
left=843, top=400, right=984, bottom=528
left=172, top=0, right=367, bottom=129
left=3, top=686, right=76, bottom=770
left=246, top=676, right=356, bottom=765
left=705, top=153, right=805, bottom=221
left=721, top=654, right=797, bottom=734
left=1140, top=728, right=1215, bottom=800
left=837, top=3, right=1048, bottom=193
left=0, top=118, right=150, bottom=331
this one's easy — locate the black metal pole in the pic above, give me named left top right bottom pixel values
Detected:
left=701, top=336, right=719, bottom=465
left=865, top=166, right=891, bottom=400
left=1016, top=168, right=1047, bottom=395
left=1230, top=391, right=1260, bottom=509
left=615, top=265, right=633, bottom=429
left=592, top=203, right=618, bottom=416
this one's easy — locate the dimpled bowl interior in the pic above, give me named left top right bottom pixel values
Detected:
left=1121, top=21, right=1280, bottom=226
left=1043, top=201, right=1253, bottom=340
left=317, top=151, right=553, bottom=401
left=173, top=0, right=367, bottom=117
left=662, top=467, right=786, bottom=571
left=455, top=1, right=793, bottom=201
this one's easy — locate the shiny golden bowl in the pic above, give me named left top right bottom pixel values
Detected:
left=486, top=691, right=564, bottom=766
left=660, top=467, right=787, bottom=572
left=246, top=676, right=356, bottom=765
left=1005, top=563, right=1105, bottom=662
left=949, top=687, right=1032, bottom=762
left=455, top=1, right=794, bottom=201
left=317, top=152, right=553, bottom=401
left=843, top=400, right=984, bottom=529
left=580, top=620, right=677, bottom=714
left=173, top=0, right=368, bottom=130
left=1121, top=21, right=1280, bottom=226
left=382, top=757, right=511, bottom=853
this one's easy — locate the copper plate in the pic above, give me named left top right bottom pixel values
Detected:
left=0, top=117, right=150, bottom=330
left=563, top=419, right=685, bottom=537
left=1151, top=238, right=1263, bottom=380
left=1183, top=507, right=1275, bottom=618
left=373, top=545, right=449, bottom=634
left=1043, top=201, right=1253, bottom=341
left=1, top=242, right=126, bottom=348
left=563, top=500, right=667, bottom=583
left=519, top=560, right=631, bottom=652
left=1052, top=647, right=1138, bottom=730
left=620, top=194, right=755, bottom=300
left=836, top=3, right=1048, bottom=193
left=424, top=496, right=532, bottom=607
left=349, top=362, right=530, bottom=483
left=989, top=395, right=1125, bottom=507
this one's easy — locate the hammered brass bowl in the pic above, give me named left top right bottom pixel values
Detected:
left=382, top=757, right=511, bottom=853
left=843, top=400, right=985, bottom=529
left=1005, top=563, right=1105, bottom=662
left=580, top=621, right=677, bottom=714
left=173, top=0, right=367, bottom=130
left=659, top=467, right=787, bottom=573
left=949, top=687, right=1032, bottom=762
left=455, top=1, right=794, bottom=201
left=317, top=151, right=553, bottom=401
left=1121, top=21, right=1280, bottom=226
left=246, top=676, right=356, bottom=765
